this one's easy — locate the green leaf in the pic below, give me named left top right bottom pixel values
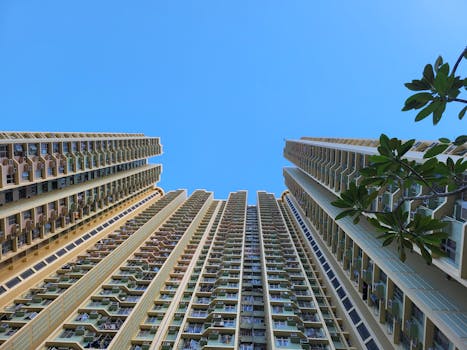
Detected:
left=453, top=135, right=467, bottom=146
left=438, top=62, right=449, bottom=76
left=433, top=63, right=451, bottom=95
left=409, top=92, right=433, bottom=103
left=459, top=106, right=467, bottom=120
left=419, top=244, right=432, bottom=264
left=423, top=144, right=449, bottom=158
left=428, top=246, right=447, bottom=257
left=398, top=139, right=415, bottom=157
left=405, top=80, right=430, bottom=91
left=446, top=157, right=455, bottom=170
left=368, top=155, right=391, bottom=164
left=367, top=217, right=385, bottom=230
left=331, top=199, right=351, bottom=209
left=434, top=56, right=443, bottom=72
left=402, top=93, right=433, bottom=111
left=422, top=232, right=449, bottom=242
left=335, top=210, right=355, bottom=220
left=379, top=134, right=390, bottom=150
left=382, top=236, right=394, bottom=247
left=432, top=101, right=446, bottom=125
left=400, top=249, right=406, bottom=262
left=402, top=238, right=413, bottom=249
left=415, top=101, right=439, bottom=122
left=455, top=158, right=467, bottom=172
left=438, top=138, right=450, bottom=144
left=423, top=64, right=434, bottom=84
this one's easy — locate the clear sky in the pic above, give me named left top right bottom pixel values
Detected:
left=1, top=1, right=466, bottom=203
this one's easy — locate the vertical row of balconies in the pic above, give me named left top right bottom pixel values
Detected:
left=0, top=136, right=161, bottom=190
left=257, top=192, right=331, bottom=350
left=237, top=206, right=267, bottom=350
left=131, top=201, right=220, bottom=350
left=43, top=190, right=210, bottom=350
left=0, top=190, right=179, bottom=347
left=283, top=171, right=462, bottom=350
left=199, top=192, right=246, bottom=349
left=278, top=200, right=352, bottom=350
left=162, top=201, right=224, bottom=350
left=174, top=192, right=247, bottom=350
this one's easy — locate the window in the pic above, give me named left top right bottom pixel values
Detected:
left=240, top=328, right=252, bottom=336
left=14, top=144, right=24, bottom=157
left=272, top=306, right=283, bottom=313
left=0, top=145, right=8, bottom=158
left=146, top=316, right=158, bottom=323
left=2, top=239, right=12, bottom=254
left=5, top=191, right=13, bottom=203
left=220, top=334, right=232, bottom=344
left=441, top=238, right=457, bottom=262
left=241, top=316, right=252, bottom=324
left=433, top=326, right=451, bottom=350
left=224, top=304, right=235, bottom=311
left=393, top=284, right=403, bottom=303
left=274, top=320, right=286, bottom=328
left=242, top=304, right=253, bottom=312
left=253, top=317, right=263, bottom=324
left=411, top=303, right=424, bottom=325
left=18, top=233, right=27, bottom=247
left=275, top=336, right=289, bottom=347
left=379, top=269, right=387, bottom=284
left=8, top=215, right=17, bottom=225
left=253, top=329, right=264, bottom=336
left=28, top=144, right=38, bottom=156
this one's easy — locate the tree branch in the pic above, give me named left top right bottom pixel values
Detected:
left=447, top=98, right=467, bottom=104
left=360, top=185, right=467, bottom=216
left=452, top=47, right=467, bottom=76
left=403, top=185, right=467, bottom=201
left=395, top=158, right=438, bottom=193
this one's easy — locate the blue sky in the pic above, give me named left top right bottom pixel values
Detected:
left=1, top=1, right=466, bottom=202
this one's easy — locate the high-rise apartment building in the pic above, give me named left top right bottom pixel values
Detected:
left=1, top=132, right=465, bottom=350
left=0, top=132, right=162, bottom=265
left=0, top=132, right=357, bottom=350
left=283, top=137, right=467, bottom=350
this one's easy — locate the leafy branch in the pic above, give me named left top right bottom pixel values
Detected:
left=402, top=47, right=467, bottom=124
left=333, top=48, right=466, bottom=264
left=332, top=135, right=467, bottom=263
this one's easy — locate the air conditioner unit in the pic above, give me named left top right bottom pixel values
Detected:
left=10, top=224, right=19, bottom=235
left=25, top=220, right=33, bottom=231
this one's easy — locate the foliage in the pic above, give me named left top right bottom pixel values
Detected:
left=332, top=48, right=467, bottom=264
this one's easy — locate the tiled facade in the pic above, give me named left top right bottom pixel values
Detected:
left=283, top=137, right=467, bottom=350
